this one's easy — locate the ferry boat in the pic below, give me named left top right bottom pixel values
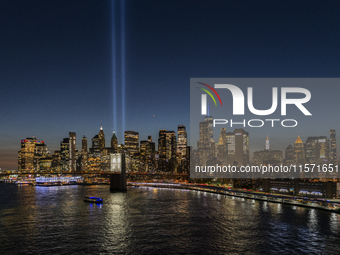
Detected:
left=83, top=196, right=103, bottom=203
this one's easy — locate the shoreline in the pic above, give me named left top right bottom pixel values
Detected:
left=129, top=182, right=340, bottom=214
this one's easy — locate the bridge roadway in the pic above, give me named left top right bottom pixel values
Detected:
left=0, top=171, right=189, bottom=180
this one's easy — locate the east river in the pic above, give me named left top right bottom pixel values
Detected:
left=1, top=182, right=340, bottom=254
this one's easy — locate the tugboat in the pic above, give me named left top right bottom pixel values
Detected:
left=83, top=196, right=103, bottom=203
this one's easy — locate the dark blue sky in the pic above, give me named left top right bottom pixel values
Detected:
left=1, top=0, right=340, bottom=169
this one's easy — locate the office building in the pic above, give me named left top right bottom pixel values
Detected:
left=253, top=136, right=282, bottom=165
left=294, top=135, right=305, bottom=164
left=98, top=126, right=105, bottom=151
left=225, top=129, right=249, bottom=167
left=111, top=131, right=118, bottom=153
left=124, top=131, right=139, bottom=156
left=69, top=132, right=76, bottom=171
left=305, top=136, right=329, bottom=164
left=177, top=125, right=187, bottom=156
left=330, top=129, right=337, bottom=164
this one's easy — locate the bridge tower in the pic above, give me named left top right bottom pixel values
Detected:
left=110, top=153, right=127, bottom=192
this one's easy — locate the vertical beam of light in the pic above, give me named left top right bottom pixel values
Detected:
left=111, top=0, right=117, bottom=133
left=121, top=0, right=125, bottom=141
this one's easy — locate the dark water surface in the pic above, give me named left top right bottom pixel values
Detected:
left=1, top=183, right=340, bottom=254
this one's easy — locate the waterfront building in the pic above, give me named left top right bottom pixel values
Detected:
left=262, top=179, right=340, bottom=198
left=18, top=137, right=46, bottom=172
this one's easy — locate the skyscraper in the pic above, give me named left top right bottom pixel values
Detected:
left=90, top=135, right=100, bottom=157
left=98, top=126, right=105, bottom=151
left=285, top=144, right=294, bottom=163
left=330, top=129, right=337, bottom=164
left=158, top=130, right=176, bottom=160
left=177, top=125, right=187, bottom=156
left=69, top=132, right=76, bottom=171
left=111, top=131, right=118, bottom=153
left=294, top=135, right=305, bottom=164
left=82, top=136, right=88, bottom=153
left=158, top=130, right=167, bottom=159
left=60, top=138, right=70, bottom=171
left=124, top=131, right=139, bottom=156
left=225, top=129, right=249, bottom=167
left=217, top=128, right=227, bottom=165
left=165, top=131, right=176, bottom=160
left=18, top=137, right=45, bottom=172
left=305, top=136, right=329, bottom=163
left=197, top=115, right=215, bottom=165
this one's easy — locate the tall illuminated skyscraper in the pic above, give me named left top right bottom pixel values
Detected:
left=158, top=130, right=167, bottom=159
left=82, top=136, right=88, bottom=153
left=158, top=130, right=176, bottom=160
left=69, top=132, right=76, bottom=172
left=294, top=135, right=305, bottom=164
left=60, top=137, right=70, bottom=171
left=111, top=131, right=118, bottom=153
left=124, top=131, right=139, bottom=156
left=330, top=129, right=337, bottom=164
left=177, top=125, right=187, bottom=156
left=18, top=137, right=45, bottom=172
left=165, top=131, right=176, bottom=160
left=98, top=126, right=105, bottom=151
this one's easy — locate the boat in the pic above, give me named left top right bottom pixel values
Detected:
left=83, top=196, right=103, bottom=203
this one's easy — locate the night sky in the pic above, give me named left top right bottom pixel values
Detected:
left=1, top=0, right=340, bottom=169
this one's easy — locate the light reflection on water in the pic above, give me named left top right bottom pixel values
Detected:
left=1, top=183, right=340, bottom=254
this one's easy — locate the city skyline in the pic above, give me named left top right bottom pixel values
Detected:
left=11, top=123, right=338, bottom=171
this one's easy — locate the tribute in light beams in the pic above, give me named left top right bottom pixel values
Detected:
left=111, top=0, right=125, bottom=142
left=121, top=0, right=125, bottom=139
left=111, top=0, right=117, bottom=132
